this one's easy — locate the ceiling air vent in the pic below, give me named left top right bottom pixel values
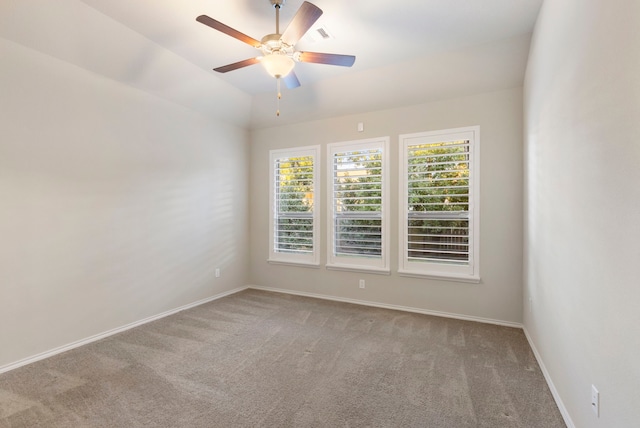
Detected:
left=304, top=25, right=334, bottom=43
left=316, top=27, right=331, bottom=39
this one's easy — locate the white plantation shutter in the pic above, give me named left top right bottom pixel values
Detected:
left=275, top=158, right=314, bottom=254
left=333, top=149, right=383, bottom=257
left=407, top=140, right=470, bottom=263
left=269, top=146, right=320, bottom=266
left=328, top=138, right=389, bottom=272
left=399, top=127, right=480, bottom=281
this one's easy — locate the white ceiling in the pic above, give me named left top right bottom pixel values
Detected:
left=0, top=0, right=543, bottom=128
left=78, top=0, right=543, bottom=94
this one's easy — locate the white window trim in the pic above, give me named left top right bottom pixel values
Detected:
left=268, top=145, right=321, bottom=267
left=398, top=126, right=480, bottom=283
left=326, top=137, right=390, bottom=274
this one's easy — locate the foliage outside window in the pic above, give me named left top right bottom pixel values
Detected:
left=399, top=127, right=480, bottom=282
left=327, top=138, right=390, bottom=273
left=269, top=146, right=320, bottom=266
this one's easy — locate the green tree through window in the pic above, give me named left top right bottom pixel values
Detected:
left=275, top=156, right=315, bottom=254
left=333, top=149, right=383, bottom=258
left=407, top=140, right=471, bottom=265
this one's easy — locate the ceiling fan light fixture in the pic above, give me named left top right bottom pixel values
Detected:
left=260, top=53, right=295, bottom=78
left=197, top=1, right=355, bottom=117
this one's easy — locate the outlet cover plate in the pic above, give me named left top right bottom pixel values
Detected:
left=591, top=385, right=599, bottom=417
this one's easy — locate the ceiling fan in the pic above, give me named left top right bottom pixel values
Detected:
left=196, top=0, right=356, bottom=91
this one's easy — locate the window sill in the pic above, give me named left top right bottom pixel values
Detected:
left=268, top=259, right=321, bottom=268
left=326, top=264, right=391, bottom=275
left=397, top=269, right=481, bottom=284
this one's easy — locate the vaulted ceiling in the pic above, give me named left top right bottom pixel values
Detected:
left=0, top=0, right=543, bottom=128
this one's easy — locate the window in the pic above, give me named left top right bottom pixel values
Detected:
left=269, top=146, right=320, bottom=266
left=327, top=138, right=389, bottom=273
left=399, top=127, right=480, bottom=282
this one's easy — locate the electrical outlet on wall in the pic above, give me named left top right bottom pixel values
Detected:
left=591, top=385, right=599, bottom=417
left=359, top=279, right=365, bottom=289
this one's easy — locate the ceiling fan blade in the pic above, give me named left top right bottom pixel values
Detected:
left=281, top=1, right=323, bottom=46
left=282, top=71, right=301, bottom=89
left=214, top=58, right=260, bottom=73
left=297, top=52, right=356, bottom=67
left=196, top=15, right=261, bottom=48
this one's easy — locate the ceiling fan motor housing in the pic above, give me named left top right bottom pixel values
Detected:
left=261, top=34, right=294, bottom=56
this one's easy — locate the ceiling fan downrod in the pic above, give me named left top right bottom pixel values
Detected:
left=271, top=0, right=285, bottom=34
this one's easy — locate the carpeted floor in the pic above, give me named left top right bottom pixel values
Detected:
left=0, top=289, right=565, bottom=427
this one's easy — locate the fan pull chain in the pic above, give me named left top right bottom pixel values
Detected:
left=276, top=78, right=281, bottom=117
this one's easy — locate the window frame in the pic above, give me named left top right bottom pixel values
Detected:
left=398, top=126, right=480, bottom=283
left=327, top=137, right=390, bottom=274
left=268, top=145, right=321, bottom=267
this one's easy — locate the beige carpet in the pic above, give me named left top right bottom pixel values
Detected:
left=0, top=289, right=565, bottom=427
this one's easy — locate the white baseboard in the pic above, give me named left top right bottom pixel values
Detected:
left=0, top=286, right=248, bottom=375
left=523, top=327, right=575, bottom=428
left=248, top=284, right=523, bottom=329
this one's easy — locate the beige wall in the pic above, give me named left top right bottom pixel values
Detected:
left=249, top=87, right=524, bottom=325
left=0, top=38, right=250, bottom=369
left=524, top=0, right=640, bottom=426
